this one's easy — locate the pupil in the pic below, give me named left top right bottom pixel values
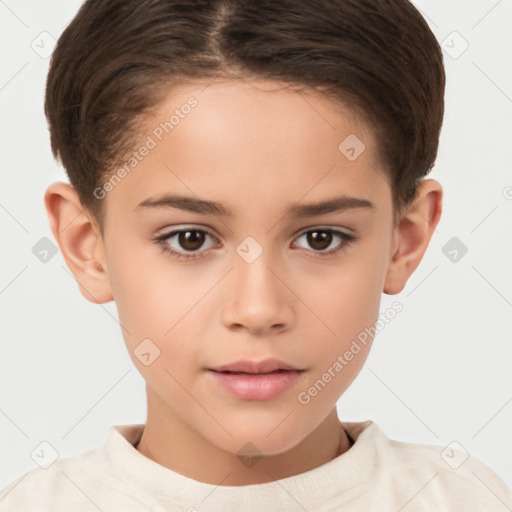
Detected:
left=308, top=230, right=331, bottom=250
left=180, top=230, right=205, bottom=251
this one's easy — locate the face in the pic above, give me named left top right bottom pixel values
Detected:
left=98, top=79, right=397, bottom=456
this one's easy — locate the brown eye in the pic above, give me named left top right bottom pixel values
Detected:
left=293, top=227, right=356, bottom=257
left=155, top=227, right=218, bottom=260
left=155, top=226, right=355, bottom=262
left=177, top=230, right=206, bottom=251
left=306, top=230, right=333, bottom=251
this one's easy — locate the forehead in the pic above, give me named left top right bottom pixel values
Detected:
left=105, top=78, right=392, bottom=218
left=150, top=78, right=369, bottom=149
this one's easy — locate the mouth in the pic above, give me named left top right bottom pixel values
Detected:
left=208, top=357, right=304, bottom=374
left=207, top=367, right=305, bottom=401
left=212, top=369, right=296, bottom=375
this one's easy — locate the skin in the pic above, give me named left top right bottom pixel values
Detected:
left=44, top=78, right=442, bottom=486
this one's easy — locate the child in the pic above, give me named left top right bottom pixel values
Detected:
left=1, top=0, right=510, bottom=510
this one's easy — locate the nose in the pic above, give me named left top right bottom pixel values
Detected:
left=221, top=248, right=294, bottom=335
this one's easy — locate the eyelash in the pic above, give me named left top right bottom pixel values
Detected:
left=153, top=227, right=356, bottom=261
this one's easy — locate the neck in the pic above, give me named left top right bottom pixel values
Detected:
left=135, top=389, right=352, bottom=486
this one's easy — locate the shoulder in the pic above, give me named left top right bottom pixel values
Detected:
left=344, top=421, right=512, bottom=511
left=391, top=436, right=511, bottom=508
left=0, top=436, right=147, bottom=511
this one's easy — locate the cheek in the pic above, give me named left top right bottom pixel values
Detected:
left=296, top=235, right=388, bottom=386
left=105, top=235, right=216, bottom=363
left=104, top=231, right=172, bottom=339
left=300, top=249, right=386, bottom=341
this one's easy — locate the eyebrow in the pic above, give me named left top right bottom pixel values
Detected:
left=135, top=194, right=375, bottom=218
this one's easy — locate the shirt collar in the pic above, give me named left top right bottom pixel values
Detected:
left=101, top=420, right=380, bottom=511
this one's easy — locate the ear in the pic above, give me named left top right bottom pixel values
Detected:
left=44, top=181, right=114, bottom=304
left=383, top=179, right=443, bottom=295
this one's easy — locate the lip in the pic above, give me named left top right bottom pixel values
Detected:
left=208, top=369, right=304, bottom=401
left=209, top=358, right=302, bottom=374
left=207, top=358, right=305, bottom=401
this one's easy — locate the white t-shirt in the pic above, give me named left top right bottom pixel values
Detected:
left=0, top=420, right=510, bottom=511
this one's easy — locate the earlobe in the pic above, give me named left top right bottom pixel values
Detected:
left=44, top=181, right=114, bottom=304
left=383, top=179, right=443, bottom=295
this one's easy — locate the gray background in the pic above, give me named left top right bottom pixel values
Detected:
left=1, top=0, right=511, bottom=492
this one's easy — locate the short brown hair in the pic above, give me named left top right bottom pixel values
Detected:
left=44, top=0, right=445, bottom=229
